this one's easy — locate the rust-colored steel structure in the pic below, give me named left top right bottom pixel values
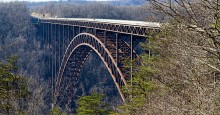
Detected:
left=33, top=16, right=160, bottom=109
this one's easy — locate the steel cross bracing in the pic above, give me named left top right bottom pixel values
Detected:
left=34, top=17, right=160, bottom=110
left=39, top=17, right=160, bottom=37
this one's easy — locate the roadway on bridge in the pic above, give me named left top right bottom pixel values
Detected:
left=31, top=13, right=160, bottom=28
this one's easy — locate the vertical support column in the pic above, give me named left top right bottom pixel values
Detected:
left=130, top=34, right=133, bottom=114
left=58, top=25, right=61, bottom=74
left=50, top=23, right=53, bottom=83
left=63, top=25, right=65, bottom=62
left=44, top=22, right=47, bottom=65
left=148, top=39, right=151, bottom=58
left=104, top=31, right=107, bottom=47
left=130, top=35, right=133, bottom=87
left=67, top=25, right=70, bottom=46
left=42, top=23, right=44, bottom=60
left=47, top=23, right=50, bottom=73
left=79, top=27, right=81, bottom=34
left=51, top=23, right=54, bottom=109
left=115, top=33, right=121, bottom=99
left=93, top=28, right=96, bottom=36
left=45, top=23, right=47, bottom=70
left=86, top=28, right=88, bottom=33
left=116, top=33, right=119, bottom=66
left=72, top=26, right=75, bottom=39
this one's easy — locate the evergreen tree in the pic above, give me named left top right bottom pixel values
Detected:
left=0, top=56, right=30, bottom=115
left=51, top=107, right=67, bottom=115
left=118, top=54, right=157, bottom=115
left=76, top=93, right=112, bottom=115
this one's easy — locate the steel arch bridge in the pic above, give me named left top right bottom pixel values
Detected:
left=32, top=16, right=160, bottom=109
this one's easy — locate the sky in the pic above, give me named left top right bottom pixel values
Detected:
left=0, top=0, right=115, bottom=2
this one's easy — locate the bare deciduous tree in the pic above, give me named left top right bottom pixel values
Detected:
left=140, top=0, right=220, bottom=114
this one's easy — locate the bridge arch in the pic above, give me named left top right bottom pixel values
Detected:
left=55, top=33, right=128, bottom=104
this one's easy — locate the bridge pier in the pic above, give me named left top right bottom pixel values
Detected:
left=116, top=33, right=119, bottom=66
left=130, top=34, right=133, bottom=87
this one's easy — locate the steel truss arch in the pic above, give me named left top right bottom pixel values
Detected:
left=55, top=33, right=127, bottom=104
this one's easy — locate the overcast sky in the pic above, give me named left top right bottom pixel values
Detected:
left=0, top=0, right=115, bottom=2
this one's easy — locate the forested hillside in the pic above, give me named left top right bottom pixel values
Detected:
left=31, top=2, right=159, bottom=21
left=121, top=0, right=220, bottom=114
left=0, top=2, right=49, bottom=114
left=47, top=0, right=146, bottom=6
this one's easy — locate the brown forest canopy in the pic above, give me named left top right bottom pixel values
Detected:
left=31, top=2, right=161, bottom=21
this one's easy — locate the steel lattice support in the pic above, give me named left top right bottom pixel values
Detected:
left=34, top=17, right=159, bottom=111
left=55, top=32, right=140, bottom=105
left=40, top=18, right=160, bottom=37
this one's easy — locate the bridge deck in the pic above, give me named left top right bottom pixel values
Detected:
left=44, top=18, right=160, bottom=28
left=32, top=14, right=160, bottom=36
